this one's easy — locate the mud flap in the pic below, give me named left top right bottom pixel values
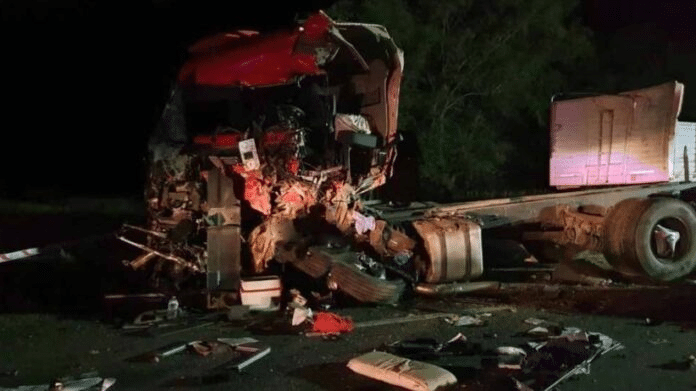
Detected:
left=206, top=168, right=241, bottom=290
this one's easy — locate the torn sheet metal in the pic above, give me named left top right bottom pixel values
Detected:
left=117, top=236, right=199, bottom=272
left=335, top=114, right=371, bottom=135
left=274, top=180, right=317, bottom=218
left=228, top=344, right=271, bottom=371
left=233, top=169, right=272, bottom=216
left=322, top=182, right=358, bottom=234
left=524, top=328, right=624, bottom=391
left=347, top=351, right=457, bottom=391
left=0, top=377, right=115, bottom=391
left=248, top=217, right=298, bottom=273
left=366, top=220, right=416, bottom=256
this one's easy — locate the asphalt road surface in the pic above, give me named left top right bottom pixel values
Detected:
left=0, top=213, right=695, bottom=390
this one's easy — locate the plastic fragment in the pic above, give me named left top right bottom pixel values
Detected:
left=446, top=315, right=485, bottom=327
left=526, top=326, right=549, bottom=336
left=312, top=312, right=354, bottom=333
left=495, top=346, right=527, bottom=356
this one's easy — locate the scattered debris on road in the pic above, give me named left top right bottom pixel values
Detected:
left=523, top=318, right=551, bottom=327
left=648, top=338, right=670, bottom=345
left=386, top=333, right=483, bottom=359
left=495, top=346, right=527, bottom=356
left=353, top=313, right=456, bottom=329
left=128, top=337, right=268, bottom=371
left=525, top=327, right=624, bottom=390
left=130, top=341, right=189, bottom=363
left=311, top=312, right=354, bottom=334
left=445, top=314, right=487, bottom=327
left=347, top=324, right=625, bottom=390
left=525, top=326, right=552, bottom=337
left=651, top=354, right=696, bottom=371
left=228, top=344, right=271, bottom=371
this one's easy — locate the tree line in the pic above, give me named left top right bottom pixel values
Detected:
left=328, top=0, right=695, bottom=202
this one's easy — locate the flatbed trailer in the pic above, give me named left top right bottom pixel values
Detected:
left=373, top=182, right=696, bottom=228
left=369, top=181, right=696, bottom=284
left=361, top=80, right=696, bottom=285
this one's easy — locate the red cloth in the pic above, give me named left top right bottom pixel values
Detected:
left=312, top=312, right=354, bottom=333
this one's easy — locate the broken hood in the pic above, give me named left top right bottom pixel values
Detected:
left=178, top=11, right=366, bottom=87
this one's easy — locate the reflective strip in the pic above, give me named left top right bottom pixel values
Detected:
left=0, top=248, right=40, bottom=263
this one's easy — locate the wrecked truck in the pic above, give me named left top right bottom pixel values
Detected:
left=126, top=11, right=696, bottom=306
left=128, top=11, right=413, bottom=305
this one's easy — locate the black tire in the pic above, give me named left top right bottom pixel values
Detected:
left=603, top=198, right=653, bottom=276
left=286, top=247, right=405, bottom=304
left=330, top=261, right=405, bottom=304
left=604, top=197, right=696, bottom=281
left=292, top=251, right=332, bottom=279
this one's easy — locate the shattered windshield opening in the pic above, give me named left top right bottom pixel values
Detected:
left=151, top=75, right=337, bottom=168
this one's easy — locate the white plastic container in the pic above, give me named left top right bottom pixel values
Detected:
left=166, top=296, right=179, bottom=320
left=240, top=276, right=281, bottom=310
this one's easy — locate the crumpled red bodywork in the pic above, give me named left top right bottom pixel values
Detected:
left=178, top=13, right=332, bottom=87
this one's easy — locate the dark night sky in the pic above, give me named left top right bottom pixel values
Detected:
left=587, top=0, right=696, bottom=39
left=0, top=0, right=333, bottom=199
left=1, top=0, right=695, bottom=200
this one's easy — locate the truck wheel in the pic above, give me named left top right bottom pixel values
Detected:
left=286, top=247, right=406, bottom=304
left=329, top=261, right=405, bottom=304
left=604, top=197, right=696, bottom=281
left=603, top=198, right=652, bottom=276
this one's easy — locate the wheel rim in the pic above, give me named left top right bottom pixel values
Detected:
left=650, top=217, right=689, bottom=261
